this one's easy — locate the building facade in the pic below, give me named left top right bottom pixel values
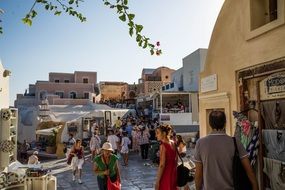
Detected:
left=15, top=71, right=97, bottom=106
left=0, top=60, right=10, bottom=109
left=199, top=1, right=285, bottom=188
left=138, top=67, right=175, bottom=96
left=163, top=49, right=207, bottom=92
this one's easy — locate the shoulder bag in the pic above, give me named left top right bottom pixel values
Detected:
left=176, top=144, right=194, bottom=187
left=103, top=156, right=121, bottom=190
left=232, top=137, right=252, bottom=190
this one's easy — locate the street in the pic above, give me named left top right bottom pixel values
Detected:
left=44, top=152, right=158, bottom=190
left=42, top=151, right=195, bottom=190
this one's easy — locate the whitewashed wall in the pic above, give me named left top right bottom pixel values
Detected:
left=0, top=61, right=10, bottom=109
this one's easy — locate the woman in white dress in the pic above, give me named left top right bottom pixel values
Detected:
left=120, top=131, right=131, bottom=166
left=90, top=130, right=101, bottom=160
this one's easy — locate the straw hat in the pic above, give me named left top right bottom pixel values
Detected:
left=101, top=142, right=113, bottom=151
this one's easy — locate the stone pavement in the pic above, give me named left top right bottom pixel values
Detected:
left=42, top=150, right=195, bottom=190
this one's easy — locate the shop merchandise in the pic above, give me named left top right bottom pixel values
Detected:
left=261, top=100, right=285, bottom=129
left=263, top=157, right=285, bottom=190
left=263, top=130, right=285, bottom=162
left=233, top=111, right=259, bottom=166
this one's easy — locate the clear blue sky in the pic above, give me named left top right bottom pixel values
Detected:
left=0, top=0, right=224, bottom=106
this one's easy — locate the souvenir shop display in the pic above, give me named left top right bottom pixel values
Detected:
left=260, top=99, right=285, bottom=190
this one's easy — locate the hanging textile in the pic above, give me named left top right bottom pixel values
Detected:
left=260, top=100, right=285, bottom=129
left=246, top=129, right=259, bottom=166
left=263, top=157, right=285, bottom=190
left=233, top=111, right=256, bottom=148
left=262, top=130, right=285, bottom=162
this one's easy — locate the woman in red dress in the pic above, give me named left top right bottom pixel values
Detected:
left=155, top=125, right=178, bottom=190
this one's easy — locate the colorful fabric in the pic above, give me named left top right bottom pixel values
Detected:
left=233, top=111, right=255, bottom=148
left=246, top=129, right=259, bottom=166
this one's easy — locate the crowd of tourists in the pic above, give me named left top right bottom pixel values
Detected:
left=66, top=110, right=259, bottom=190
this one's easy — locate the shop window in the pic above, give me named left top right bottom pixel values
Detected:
left=170, top=83, right=174, bottom=88
left=83, top=78, right=88, bottom=83
left=64, top=80, right=69, bottom=83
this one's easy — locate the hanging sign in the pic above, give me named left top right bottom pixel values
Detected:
left=260, top=72, right=285, bottom=100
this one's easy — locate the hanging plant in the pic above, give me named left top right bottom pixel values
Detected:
left=0, top=140, right=15, bottom=153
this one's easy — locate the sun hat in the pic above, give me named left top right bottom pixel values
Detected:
left=101, top=142, right=113, bottom=151
left=33, top=151, right=39, bottom=155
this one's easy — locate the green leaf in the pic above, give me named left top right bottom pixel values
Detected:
left=128, top=21, right=134, bottom=27
left=45, top=4, right=49, bottom=10
left=138, top=40, right=143, bottom=47
left=150, top=49, right=154, bottom=55
left=129, top=27, right=133, bottom=37
left=22, top=18, right=32, bottom=26
left=69, top=0, right=74, bottom=4
left=135, top=24, right=143, bottom=33
left=119, top=14, right=126, bottom=22
left=123, top=0, right=128, bottom=5
left=136, top=34, right=141, bottom=42
left=31, top=10, right=37, bottom=18
left=117, top=5, right=122, bottom=12
left=128, top=14, right=135, bottom=20
left=54, top=11, right=61, bottom=16
left=104, top=2, right=110, bottom=6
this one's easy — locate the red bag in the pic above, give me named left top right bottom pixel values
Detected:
left=107, top=176, right=121, bottom=190
left=67, top=154, right=74, bottom=165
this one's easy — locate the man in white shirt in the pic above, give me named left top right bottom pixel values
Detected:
left=107, top=129, right=119, bottom=154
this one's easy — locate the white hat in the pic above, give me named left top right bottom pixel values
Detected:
left=33, top=151, right=39, bottom=155
left=101, top=142, right=113, bottom=151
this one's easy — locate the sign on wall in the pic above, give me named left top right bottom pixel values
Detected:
left=260, top=72, right=285, bottom=100
left=201, top=74, right=217, bottom=93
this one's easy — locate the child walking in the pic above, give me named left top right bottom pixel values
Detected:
left=120, top=131, right=131, bottom=166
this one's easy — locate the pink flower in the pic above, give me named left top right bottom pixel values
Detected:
left=241, top=120, right=251, bottom=136
left=156, top=41, right=160, bottom=46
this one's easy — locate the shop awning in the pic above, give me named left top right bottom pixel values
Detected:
left=36, top=126, right=62, bottom=136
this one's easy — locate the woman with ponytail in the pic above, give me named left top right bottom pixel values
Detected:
left=155, top=124, right=178, bottom=190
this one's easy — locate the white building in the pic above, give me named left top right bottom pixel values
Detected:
left=163, top=48, right=207, bottom=92
left=0, top=60, right=10, bottom=109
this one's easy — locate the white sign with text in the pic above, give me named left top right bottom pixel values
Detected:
left=201, top=74, right=217, bottom=93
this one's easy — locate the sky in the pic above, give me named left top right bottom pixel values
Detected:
left=0, top=0, right=224, bottom=106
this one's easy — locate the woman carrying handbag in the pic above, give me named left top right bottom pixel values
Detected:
left=93, top=142, right=121, bottom=190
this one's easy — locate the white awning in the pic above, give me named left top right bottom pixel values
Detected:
left=36, top=126, right=62, bottom=136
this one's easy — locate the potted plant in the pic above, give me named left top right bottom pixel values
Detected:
left=46, top=129, right=57, bottom=154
